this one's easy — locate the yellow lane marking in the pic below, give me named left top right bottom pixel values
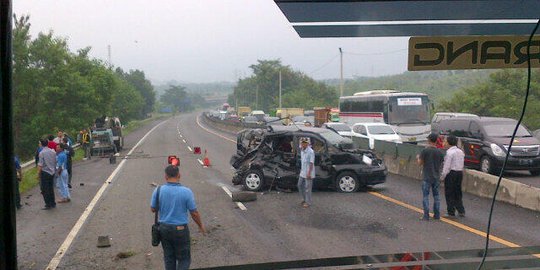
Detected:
left=196, top=116, right=236, bottom=143
left=196, top=115, right=539, bottom=255
left=368, top=191, right=520, bottom=248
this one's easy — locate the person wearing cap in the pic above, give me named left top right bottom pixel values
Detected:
left=298, top=137, right=315, bottom=208
left=416, top=133, right=445, bottom=220
left=151, top=165, right=206, bottom=270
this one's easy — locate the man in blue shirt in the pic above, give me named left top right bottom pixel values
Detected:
left=151, top=165, right=206, bottom=270
left=297, top=138, right=315, bottom=208
left=55, top=144, right=70, bottom=203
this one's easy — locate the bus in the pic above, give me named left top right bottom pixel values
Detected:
left=339, top=90, right=431, bottom=142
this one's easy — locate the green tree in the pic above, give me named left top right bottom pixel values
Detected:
left=228, top=59, right=338, bottom=112
left=12, top=15, right=149, bottom=158
left=117, top=68, right=156, bottom=118
left=160, top=85, right=189, bottom=112
left=439, top=69, right=540, bottom=130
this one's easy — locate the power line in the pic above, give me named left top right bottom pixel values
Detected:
left=308, top=53, right=339, bottom=75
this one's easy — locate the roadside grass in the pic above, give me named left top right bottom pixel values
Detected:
left=19, top=113, right=172, bottom=194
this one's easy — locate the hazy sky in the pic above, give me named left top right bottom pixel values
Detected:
left=14, top=0, right=409, bottom=83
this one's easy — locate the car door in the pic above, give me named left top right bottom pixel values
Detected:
left=462, top=121, right=483, bottom=167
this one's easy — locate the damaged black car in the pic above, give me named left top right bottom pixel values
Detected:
left=230, top=126, right=387, bottom=193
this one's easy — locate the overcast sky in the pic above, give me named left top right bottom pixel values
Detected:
left=14, top=0, right=410, bottom=84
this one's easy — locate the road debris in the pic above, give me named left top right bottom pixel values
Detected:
left=231, top=191, right=257, bottom=202
left=115, top=250, right=136, bottom=259
left=97, top=235, right=111, bottom=248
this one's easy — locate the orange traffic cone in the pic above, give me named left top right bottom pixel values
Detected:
left=203, top=150, right=211, bottom=167
left=194, top=146, right=201, bottom=154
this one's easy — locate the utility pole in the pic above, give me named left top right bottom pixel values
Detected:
left=279, top=69, right=282, bottom=110
left=339, top=47, right=343, bottom=98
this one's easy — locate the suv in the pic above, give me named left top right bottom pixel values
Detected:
left=230, top=126, right=387, bottom=193
left=431, top=112, right=479, bottom=133
left=435, top=117, right=540, bottom=175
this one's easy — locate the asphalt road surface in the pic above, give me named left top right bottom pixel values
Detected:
left=503, top=170, right=540, bottom=188
left=16, top=112, right=540, bottom=269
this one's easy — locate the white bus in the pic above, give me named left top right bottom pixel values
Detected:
left=339, top=90, right=432, bottom=142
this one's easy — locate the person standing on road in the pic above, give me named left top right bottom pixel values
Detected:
left=82, top=129, right=91, bottom=160
left=38, top=139, right=57, bottom=210
left=63, top=137, right=75, bottom=188
left=55, top=144, right=71, bottom=203
left=35, top=141, right=44, bottom=167
left=416, top=133, right=444, bottom=220
left=14, top=155, right=23, bottom=209
left=441, top=135, right=466, bottom=218
left=151, top=165, right=206, bottom=270
left=47, top=134, right=57, bottom=152
left=298, top=137, right=315, bottom=208
left=53, top=131, right=64, bottom=145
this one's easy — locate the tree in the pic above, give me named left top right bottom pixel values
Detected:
left=117, top=68, right=156, bottom=118
left=12, top=15, right=150, bottom=158
left=160, top=85, right=189, bottom=112
left=228, top=59, right=338, bottom=112
left=439, top=69, right=540, bottom=130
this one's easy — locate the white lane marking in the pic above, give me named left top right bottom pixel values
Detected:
left=221, top=186, right=247, bottom=211
left=179, top=134, right=183, bottom=138
left=196, top=116, right=236, bottom=143
left=182, top=139, right=186, bottom=143
left=197, top=159, right=204, bottom=166
left=187, top=146, right=193, bottom=152
left=47, top=120, right=168, bottom=270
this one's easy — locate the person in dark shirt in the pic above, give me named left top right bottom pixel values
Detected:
left=417, top=133, right=445, bottom=221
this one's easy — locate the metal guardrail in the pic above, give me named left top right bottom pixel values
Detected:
left=21, top=143, right=80, bottom=170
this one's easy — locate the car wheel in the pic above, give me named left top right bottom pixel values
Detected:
left=335, top=172, right=360, bottom=193
left=481, top=156, right=495, bottom=175
left=243, top=170, right=264, bottom=191
left=530, top=169, right=540, bottom=176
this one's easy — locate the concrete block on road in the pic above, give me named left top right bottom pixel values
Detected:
left=232, top=191, right=257, bottom=202
left=515, top=183, right=540, bottom=212
left=97, top=235, right=111, bottom=248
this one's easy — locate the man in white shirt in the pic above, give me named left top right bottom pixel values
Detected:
left=298, top=138, right=315, bottom=208
left=441, top=135, right=466, bottom=217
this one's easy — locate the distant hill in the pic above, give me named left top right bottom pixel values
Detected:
left=323, top=70, right=494, bottom=106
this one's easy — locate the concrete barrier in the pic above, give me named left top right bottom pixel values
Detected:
left=204, top=113, right=540, bottom=212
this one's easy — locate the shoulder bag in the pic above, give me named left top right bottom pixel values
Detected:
left=151, top=186, right=161, bottom=246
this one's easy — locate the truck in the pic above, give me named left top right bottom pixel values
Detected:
left=314, top=107, right=332, bottom=127
left=237, top=106, right=252, bottom=118
left=276, top=108, right=304, bottom=125
left=90, top=116, right=123, bottom=156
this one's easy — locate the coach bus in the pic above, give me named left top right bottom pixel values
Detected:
left=339, top=90, right=431, bottom=142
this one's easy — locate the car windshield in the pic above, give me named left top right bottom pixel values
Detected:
left=328, top=124, right=351, bottom=132
left=368, top=125, right=395, bottom=135
left=388, top=96, right=430, bottom=125
left=484, top=123, right=532, bottom=137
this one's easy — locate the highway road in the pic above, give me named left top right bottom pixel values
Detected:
left=15, top=112, right=540, bottom=269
